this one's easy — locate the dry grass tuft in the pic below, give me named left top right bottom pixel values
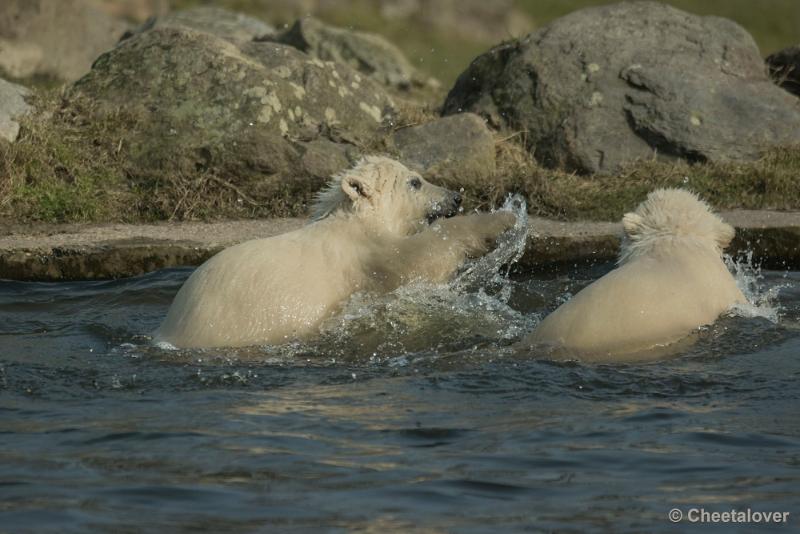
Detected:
left=475, top=135, right=800, bottom=220
left=2, top=86, right=799, bottom=225
left=0, top=91, right=134, bottom=222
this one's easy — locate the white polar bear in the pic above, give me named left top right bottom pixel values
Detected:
left=154, top=156, right=516, bottom=348
left=522, top=189, right=746, bottom=361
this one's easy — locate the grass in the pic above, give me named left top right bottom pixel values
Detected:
left=0, top=92, right=131, bottom=223
left=0, top=91, right=296, bottom=224
left=479, top=140, right=800, bottom=221
left=2, top=2, right=799, bottom=225
left=2, top=87, right=800, bottom=225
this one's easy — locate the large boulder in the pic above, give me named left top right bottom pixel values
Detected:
left=0, top=78, right=31, bottom=143
left=767, top=46, right=800, bottom=97
left=65, top=26, right=394, bottom=198
left=0, top=0, right=128, bottom=82
left=390, top=113, right=495, bottom=182
left=123, top=7, right=274, bottom=43
left=443, top=1, right=800, bottom=174
left=267, top=16, right=421, bottom=89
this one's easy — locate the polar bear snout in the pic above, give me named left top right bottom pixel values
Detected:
left=444, top=191, right=462, bottom=216
left=427, top=191, right=461, bottom=223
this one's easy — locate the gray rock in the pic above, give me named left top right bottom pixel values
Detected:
left=0, top=78, right=31, bottom=142
left=296, top=138, right=360, bottom=182
left=767, top=45, right=800, bottom=97
left=443, top=1, right=800, bottom=174
left=123, top=7, right=274, bottom=43
left=66, top=26, right=394, bottom=198
left=268, top=16, right=420, bottom=89
left=0, top=0, right=128, bottom=82
left=391, top=113, right=495, bottom=182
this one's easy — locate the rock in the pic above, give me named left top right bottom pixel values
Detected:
left=391, top=113, right=495, bottom=181
left=3, top=210, right=800, bottom=280
left=66, top=26, right=394, bottom=199
left=0, top=78, right=31, bottom=143
left=297, top=138, right=360, bottom=182
left=0, top=0, right=128, bottom=82
left=443, top=1, right=800, bottom=174
left=268, top=16, right=420, bottom=89
left=767, top=46, right=800, bottom=97
left=123, top=7, right=274, bottom=43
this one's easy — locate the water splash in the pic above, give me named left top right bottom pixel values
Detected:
left=453, top=194, right=529, bottom=295
left=726, top=251, right=784, bottom=323
left=315, top=195, right=534, bottom=360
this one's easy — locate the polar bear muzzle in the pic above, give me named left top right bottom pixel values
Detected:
left=426, top=190, right=462, bottom=224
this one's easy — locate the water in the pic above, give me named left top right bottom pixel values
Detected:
left=2, top=208, right=800, bottom=531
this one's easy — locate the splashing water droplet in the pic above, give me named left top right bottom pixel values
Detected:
left=726, top=251, right=784, bottom=323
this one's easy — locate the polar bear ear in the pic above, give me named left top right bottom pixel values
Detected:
left=714, top=221, right=736, bottom=249
left=341, top=175, right=373, bottom=202
left=622, top=212, right=644, bottom=237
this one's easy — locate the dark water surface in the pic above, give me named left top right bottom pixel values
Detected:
left=1, top=261, right=799, bottom=533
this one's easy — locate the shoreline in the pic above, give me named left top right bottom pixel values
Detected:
left=1, top=210, right=798, bottom=281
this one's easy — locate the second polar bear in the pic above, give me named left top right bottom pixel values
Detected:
left=155, top=156, right=516, bottom=348
left=523, top=189, right=746, bottom=361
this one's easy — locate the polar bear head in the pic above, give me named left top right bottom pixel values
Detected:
left=619, top=189, right=735, bottom=264
left=311, top=156, right=462, bottom=235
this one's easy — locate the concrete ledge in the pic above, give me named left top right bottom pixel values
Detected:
left=0, top=210, right=798, bottom=281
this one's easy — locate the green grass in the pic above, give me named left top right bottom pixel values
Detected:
left=0, top=92, right=131, bottom=223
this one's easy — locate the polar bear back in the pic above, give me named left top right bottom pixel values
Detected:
left=154, top=226, right=363, bottom=348
left=529, top=245, right=745, bottom=359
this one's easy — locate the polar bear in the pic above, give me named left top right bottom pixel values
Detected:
left=154, top=156, right=516, bottom=348
left=522, top=189, right=746, bottom=361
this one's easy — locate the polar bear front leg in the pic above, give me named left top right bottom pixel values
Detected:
left=392, top=212, right=516, bottom=283
left=438, top=212, right=517, bottom=258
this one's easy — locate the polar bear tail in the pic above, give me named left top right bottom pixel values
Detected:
left=619, top=188, right=735, bottom=264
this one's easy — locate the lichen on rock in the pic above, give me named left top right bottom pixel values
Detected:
left=65, top=25, right=396, bottom=206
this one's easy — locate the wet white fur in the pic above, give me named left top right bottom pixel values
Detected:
left=154, top=156, right=515, bottom=348
left=523, top=189, right=745, bottom=361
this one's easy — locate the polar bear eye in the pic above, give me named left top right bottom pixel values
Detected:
left=409, top=177, right=422, bottom=190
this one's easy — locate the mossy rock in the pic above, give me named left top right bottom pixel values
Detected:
left=65, top=25, right=395, bottom=203
left=122, top=6, right=274, bottom=43
left=269, top=16, right=423, bottom=90
left=0, top=77, right=31, bottom=142
left=390, top=113, right=495, bottom=184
